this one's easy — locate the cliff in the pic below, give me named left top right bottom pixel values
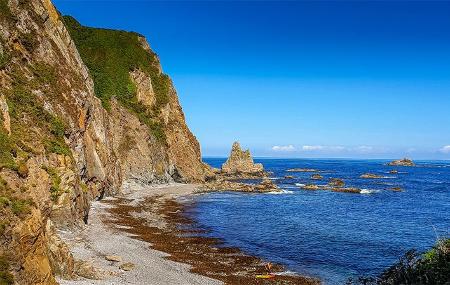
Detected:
left=0, top=0, right=210, bottom=283
left=221, top=141, right=264, bottom=175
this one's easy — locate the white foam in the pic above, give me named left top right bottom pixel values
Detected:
left=360, top=189, right=380, bottom=194
left=295, top=183, right=306, bottom=187
left=267, top=189, right=294, bottom=195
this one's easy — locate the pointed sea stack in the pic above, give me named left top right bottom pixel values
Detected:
left=221, top=142, right=264, bottom=175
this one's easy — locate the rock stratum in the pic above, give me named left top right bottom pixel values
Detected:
left=0, top=1, right=211, bottom=283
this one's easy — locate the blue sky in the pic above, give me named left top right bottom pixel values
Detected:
left=54, top=0, right=450, bottom=159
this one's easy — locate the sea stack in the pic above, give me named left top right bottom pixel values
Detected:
left=222, top=142, right=264, bottom=175
left=388, top=158, right=415, bottom=167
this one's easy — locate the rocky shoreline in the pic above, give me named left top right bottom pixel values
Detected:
left=57, top=182, right=318, bottom=285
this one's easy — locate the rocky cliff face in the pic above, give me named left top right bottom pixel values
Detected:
left=222, top=142, right=264, bottom=175
left=0, top=0, right=209, bottom=283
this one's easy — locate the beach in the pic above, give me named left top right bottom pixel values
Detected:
left=57, top=181, right=316, bottom=285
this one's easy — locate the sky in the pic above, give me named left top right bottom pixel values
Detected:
left=53, top=0, right=450, bottom=159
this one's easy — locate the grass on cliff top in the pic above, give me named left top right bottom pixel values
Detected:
left=63, top=16, right=169, bottom=142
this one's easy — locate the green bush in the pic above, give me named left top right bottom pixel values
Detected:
left=347, top=238, right=450, bottom=285
left=0, top=130, right=16, bottom=170
left=0, top=255, right=14, bottom=285
left=63, top=16, right=168, bottom=142
left=11, top=198, right=32, bottom=217
left=0, top=0, right=14, bottom=22
left=44, top=166, right=62, bottom=201
left=7, top=84, right=72, bottom=157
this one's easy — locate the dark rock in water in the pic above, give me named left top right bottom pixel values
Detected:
left=360, top=173, right=383, bottom=179
left=311, top=174, right=323, bottom=180
left=389, top=170, right=399, bottom=174
left=388, top=158, right=415, bottom=167
left=389, top=187, right=403, bottom=192
left=286, top=168, right=318, bottom=172
left=331, top=187, right=361, bottom=194
left=284, top=175, right=294, bottom=179
left=328, top=178, right=345, bottom=187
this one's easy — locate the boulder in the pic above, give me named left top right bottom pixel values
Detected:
left=328, top=178, right=345, bottom=187
left=301, top=184, right=320, bottom=190
left=119, top=262, right=136, bottom=271
left=311, top=174, right=323, bottom=180
left=105, top=255, right=122, bottom=262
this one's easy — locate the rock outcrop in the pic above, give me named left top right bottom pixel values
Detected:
left=0, top=0, right=210, bottom=283
left=221, top=142, right=263, bottom=175
left=388, top=158, right=415, bottom=167
left=360, top=173, right=383, bottom=179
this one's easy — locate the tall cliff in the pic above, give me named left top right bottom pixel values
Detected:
left=0, top=0, right=210, bottom=283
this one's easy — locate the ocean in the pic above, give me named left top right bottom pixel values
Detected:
left=183, top=158, right=450, bottom=284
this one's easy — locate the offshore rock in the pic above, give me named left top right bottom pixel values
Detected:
left=388, top=158, right=415, bottom=167
left=221, top=142, right=264, bottom=176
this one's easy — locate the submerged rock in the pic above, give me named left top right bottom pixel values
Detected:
left=286, top=168, right=318, bottom=172
left=221, top=142, right=264, bottom=175
left=389, top=170, right=399, bottom=174
left=284, top=175, right=295, bottom=179
left=301, top=184, right=320, bottom=190
left=388, top=158, right=415, bottom=167
left=311, top=174, right=323, bottom=180
left=360, top=173, right=383, bottom=179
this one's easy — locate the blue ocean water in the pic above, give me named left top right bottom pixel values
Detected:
left=184, top=158, right=450, bottom=284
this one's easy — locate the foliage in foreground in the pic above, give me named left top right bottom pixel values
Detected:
left=347, top=238, right=450, bottom=285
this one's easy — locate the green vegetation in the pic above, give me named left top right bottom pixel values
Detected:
left=11, top=198, right=32, bottom=217
left=0, top=130, right=16, bottom=170
left=19, top=32, right=36, bottom=53
left=7, top=82, right=71, bottom=157
left=347, top=238, right=450, bottom=285
left=0, top=0, right=14, bottom=22
left=0, top=256, right=14, bottom=285
left=43, top=166, right=63, bottom=201
left=63, top=16, right=169, bottom=142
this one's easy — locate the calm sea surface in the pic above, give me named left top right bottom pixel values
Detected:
left=182, top=158, right=450, bottom=284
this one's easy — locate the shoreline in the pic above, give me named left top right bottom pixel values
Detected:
left=57, top=181, right=318, bottom=285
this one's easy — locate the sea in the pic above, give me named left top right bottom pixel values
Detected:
left=182, top=158, right=450, bottom=284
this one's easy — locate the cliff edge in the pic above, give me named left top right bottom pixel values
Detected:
left=0, top=0, right=210, bottom=283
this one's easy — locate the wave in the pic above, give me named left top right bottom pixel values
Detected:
left=267, top=189, right=294, bottom=195
left=360, top=189, right=380, bottom=194
left=295, top=183, right=306, bottom=187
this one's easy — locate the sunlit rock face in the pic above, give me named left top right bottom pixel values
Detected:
left=0, top=0, right=210, bottom=282
left=222, top=141, right=264, bottom=175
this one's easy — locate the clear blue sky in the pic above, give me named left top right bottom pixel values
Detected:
left=54, top=0, right=450, bottom=159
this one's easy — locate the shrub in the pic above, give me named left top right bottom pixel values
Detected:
left=0, top=130, right=16, bottom=170
left=0, top=255, right=14, bottom=285
left=11, top=198, right=32, bottom=217
left=44, top=166, right=62, bottom=201
left=17, top=161, right=28, bottom=178
left=347, top=238, right=450, bottom=285
left=63, top=16, right=168, bottom=142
